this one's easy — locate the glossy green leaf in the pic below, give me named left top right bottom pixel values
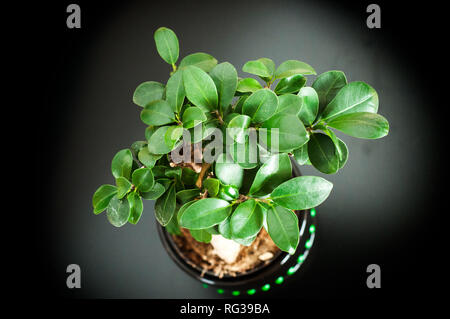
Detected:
left=217, top=216, right=233, bottom=239
left=140, top=100, right=176, bottom=126
left=217, top=184, right=239, bottom=201
left=132, top=168, right=154, bottom=192
left=321, top=82, right=378, bottom=121
left=236, top=78, right=263, bottom=93
left=249, top=153, right=292, bottom=196
left=127, top=192, right=144, bottom=224
left=138, top=147, right=161, bottom=168
left=106, top=196, right=131, bottom=227
left=210, top=62, right=238, bottom=114
left=165, top=167, right=182, bottom=179
left=179, top=53, right=218, bottom=72
left=111, top=149, right=133, bottom=180
left=155, top=184, right=176, bottom=226
left=166, top=213, right=182, bottom=235
left=312, top=70, right=347, bottom=114
left=257, top=58, right=276, bottom=79
left=215, top=153, right=244, bottom=189
left=148, top=126, right=181, bottom=154
left=337, top=138, right=349, bottom=169
left=205, top=226, right=220, bottom=235
left=298, top=87, right=319, bottom=126
left=179, top=198, right=232, bottom=230
left=275, top=60, right=316, bottom=79
left=271, top=176, right=333, bottom=210
left=141, top=182, right=165, bottom=200
left=274, top=75, right=306, bottom=94
left=176, top=189, right=200, bottom=204
left=183, top=66, right=218, bottom=110
left=266, top=205, right=299, bottom=254
left=227, top=114, right=251, bottom=144
left=116, top=177, right=132, bottom=199
left=177, top=200, right=196, bottom=224
left=260, top=113, right=308, bottom=152
left=154, top=27, right=179, bottom=65
left=308, top=133, right=339, bottom=174
left=190, top=229, right=212, bottom=243
left=233, top=95, right=248, bottom=113
left=182, top=107, right=207, bottom=128
left=234, top=235, right=257, bottom=246
left=292, top=144, right=309, bottom=165
left=164, top=125, right=184, bottom=150
left=133, top=81, right=165, bottom=107
left=242, top=60, right=272, bottom=78
left=92, top=185, right=117, bottom=215
left=166, top=70, right=185, bottom=112
left=181, top=167, right=198, bottom=185
left=242, top=89, right=278, bottom=123
left=204, top=178, right=220, bottom=197
left=230, top=199, right=264, bottom=239
left=130, top=141, right=147, bottom=158
left=229, top=138, right=259, bottom=169
left=145, top=126, right=157, bottom=141
left=327, top=112, right=389, bottom=139
left=274, top=94, right=302, bottom=115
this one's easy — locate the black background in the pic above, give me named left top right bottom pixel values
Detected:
left=35, top=0, right=446, bottom=306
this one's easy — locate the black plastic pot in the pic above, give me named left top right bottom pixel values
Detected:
left=156, top=159, right=318, bottom=297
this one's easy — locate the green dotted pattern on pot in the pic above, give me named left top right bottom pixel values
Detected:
left=201, top=208, right=317, bottom=296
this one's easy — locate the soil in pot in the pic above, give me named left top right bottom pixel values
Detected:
left=172, top=228, right=281, bottom=278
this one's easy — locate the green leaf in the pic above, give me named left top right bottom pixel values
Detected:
left=274, top=75, right=306, bottom=94
left=292, top=144, right=309, bottom=165
left=308, top=133, right=339, bottom=174
left=155, top=184, right=176, bottom=226
left=106, top=196, right=131, bottom=227
left=164, top=126, right=184, bottom=150
left=312, top=70, right=347, bottom=114
left=266, top=205, right=299, bottom=254
left=177, top=200, right=196, bottom=224
left=190, top=229, right=212, bottom=243
left=321, top=82, right=378, bottom=121
left=248, top=153, right=292, bottom=196
left=138, top=147, right=161, bottom=168
left=111, top=149, right=133, bottom=180
left=130, top=141, right=147, bottom=158
left=166, top=70, right=185, bottom=113
left=257, top=58, right=276, bottom=79
left=154, top=27, right=179, bottom=65
left=181, top=167, right=198, bottom=185
left=179, top=53, right=218, bottom=72
left=182, top=107, right=207, bottom=128
left=260, top=113, right=309, bottom=152
left=271, top=176, right=333, bottom=210
left=179, top=198, right=232, bottom=230
left=92, top=185, right=117, bottom=215
left=234, top=235, right=257, bottom=246
left=204, top=178, right=220, bottom=197
left=148, top=126, right=181, bottom=154
left=209, top=62, right=238, bottom=114
left=227, top=114, right=251, bottom=144
left=141, top=182, right=165, bottom=200
left=215, top=153, right=244, bottom=189
left=298, top=87, right=319, bottom=126
left=140, top=100, right=176, bottom=126
left=166, top=213, right=182, bottom=235
left=116, top=177, right=132, bottom=199
left=127, top=192, right=144, bottom=224
left=165, top=167, right=182, bottom=179
left=176, top=189, right=200, bottom=204
left=132, top=168, right=154, bottom=192
left=218, top=216, right=233, bottom=239
left=229, top=138, right=259, bottom=169
left=230, top=199, right=264, bottom=239
left=133, top=81, right=165, bottom=107
left=242, top=60, right=272, bottom=78
left=337, top=138, right=349, bottom=169
left=327, top=112, right=389, bottom=139
left=236, top=78, right=263, bottom=93
left=205, top=226, right=220, bottom=235
left=145, top=126, right=157, bottom=141
left=233, top=95, right=248, bottom=113
left=275, top=60, right=316, bottom=79
left=183, top=66, right=218, bottom=111
left=274, top=94, right=302, bottom=115
left=242, top=89, right=278, bottom=123
left=217, top=185, right=239, bottom=201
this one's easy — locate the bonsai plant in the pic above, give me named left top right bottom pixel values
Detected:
left=92, top=27, right=389, bottom=279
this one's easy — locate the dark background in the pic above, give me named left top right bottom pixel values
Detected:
left=37, top=0, right=446, bottom=301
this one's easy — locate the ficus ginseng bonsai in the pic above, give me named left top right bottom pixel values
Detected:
left=92, top=27, right=389, bottom=256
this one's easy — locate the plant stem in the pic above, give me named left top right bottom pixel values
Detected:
left=195, top=162, right=211, bottom=188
